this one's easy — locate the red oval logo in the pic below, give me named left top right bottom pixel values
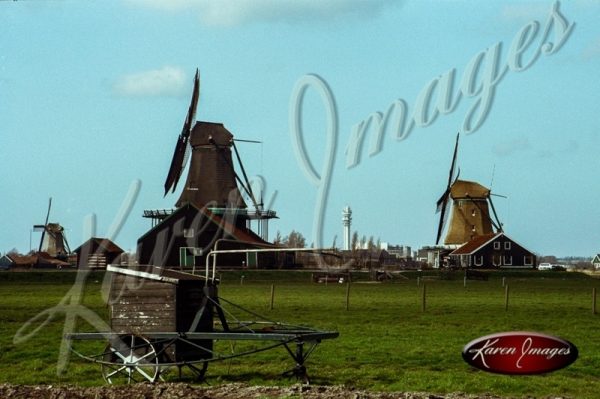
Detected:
left=462, top=331, right=578, bottom=375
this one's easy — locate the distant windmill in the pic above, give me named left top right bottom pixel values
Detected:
left=33, top=198, right=71, bottom=259
left=435, top=134, right=503, bottom=246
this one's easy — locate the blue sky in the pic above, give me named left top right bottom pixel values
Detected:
left=1, top=0, right=599, bottom=257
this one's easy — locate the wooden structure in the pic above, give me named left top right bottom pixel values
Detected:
left=108, top=265, right=213, bottom=365
left=74, top=237, right=124, bottom=269
left=449, top=232, right=535, bottom=268
left=137, top=203, right=277, bottom=269
left=592, top=254, right=600, bottom=270
left=436, top=134, right=503, bottom=246
left=159, top=69, right=276, bottom=242
left=67, top=261, right=338, bottom=384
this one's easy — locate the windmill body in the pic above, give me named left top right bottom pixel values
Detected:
left=39, top=223, right=70, bottom=258
left=175, top=121, right=246, bottom=210
left=443, top=180, right=494, bottom=245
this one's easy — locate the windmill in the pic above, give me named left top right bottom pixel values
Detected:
left=33, top=198, right=71, bottom=259
left=435, top=134, right=503, bottom=246
left=151, top=69, right=276, bottom=239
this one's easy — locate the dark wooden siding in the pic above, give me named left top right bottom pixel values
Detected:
left=108, top=269, right=213, bottom=361
left=109, top=274, right=177, bottom=333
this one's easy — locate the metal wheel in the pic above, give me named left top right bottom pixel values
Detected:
left=101, top=334, right=160, bottom=384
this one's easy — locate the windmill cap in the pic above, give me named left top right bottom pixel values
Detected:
left=450, top=180, right=490, bottom=199
left=190, top=121, right=233, bottom=147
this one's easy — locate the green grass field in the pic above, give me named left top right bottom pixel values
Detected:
left=1, top=270, right=599, bottom=398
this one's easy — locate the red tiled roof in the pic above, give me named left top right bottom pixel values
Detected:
left=450, top=233, right=500, bottom=255
left=6, top=254, right=37, bottom=266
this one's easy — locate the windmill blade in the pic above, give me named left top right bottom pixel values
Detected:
left=435, top=188, right=450, bottom=213
left=490, top=192, right=507, bottom=198
left=435, top=196, right=450, bottom=245
left=488, top=196, right=503, bottom=232
left=38, top=198, right=52, bottom=252
left=447, top=132, right=460, bottom=187
left=435, top=133, right=460, bottom=243
left=164, top=69, right=200, bottom=196
left=164, top=136, right=188, bottom=195
left=233, top=138, right=262, bottom=144
left=232, top=141, right=261, bottom=211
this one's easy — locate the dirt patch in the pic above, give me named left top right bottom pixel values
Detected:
left=0, top=383, right=529, bottom=399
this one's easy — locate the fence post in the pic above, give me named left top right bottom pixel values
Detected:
left=345, top=282, right=351, bottom=311
left=422, top=283, right=427, bottom=312
left=240, top=275, right=245, bottom=285
left=504, top=284, right=509, bottom=311
left=502, top=277, right=506, bottom=287
left=463, top=275, right=467, bottom=288
left=593, top=288, right=597, bottom=315
left=417, top=276, right=420, bottom=287
left=270, top=284, right=275, bottom=310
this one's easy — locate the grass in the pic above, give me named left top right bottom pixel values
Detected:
left=1, top=270, right=599, bottom=397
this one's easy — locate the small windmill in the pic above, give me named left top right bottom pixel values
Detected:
left=33, top=198, right=71, bottom=259
left=435, top=134, right=503, bottom=246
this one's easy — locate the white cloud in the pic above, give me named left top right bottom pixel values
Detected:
left=125, top=0, right=399, bottom=27
left=113, top=66, right=187, bottom=97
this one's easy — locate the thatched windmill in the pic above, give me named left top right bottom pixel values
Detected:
left=435, top=134, right=503, bottom=246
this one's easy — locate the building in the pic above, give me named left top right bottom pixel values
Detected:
left=449, top=232, right=535, bottom=268
left=137, top=203, right=278, bottom=269
left=0, top=253, right=69, bottom=269
left=73, top=238, right=125, bottom=269
left=592, top=254, right=600, bottom=270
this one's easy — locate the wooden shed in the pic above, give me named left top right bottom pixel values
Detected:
left=107, top=265, right=213, bottom=362
left=74, top=238, right=124, bottom=269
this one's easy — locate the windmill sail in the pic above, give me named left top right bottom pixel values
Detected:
left=436, top=133, right=459, bottom=244
left=164, top=69, right=200, bottom=196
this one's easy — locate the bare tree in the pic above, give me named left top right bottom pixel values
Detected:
left=283, top=230, right=306, bottom=248
left=351, top=231, right=359, bottom=251
left=273, top=230, right=283, bottom=245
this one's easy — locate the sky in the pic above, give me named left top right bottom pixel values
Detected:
left=1, top=0, right=599, bottom=257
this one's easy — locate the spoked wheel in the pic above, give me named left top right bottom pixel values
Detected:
left=101, top=334, right=160, bottom=384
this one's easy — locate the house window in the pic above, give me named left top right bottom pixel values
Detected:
left=183, top=228, right=194, bottom=238
left=504, top=256, right=512, bottom=265
left=504, top=241, right=511, bottom=250
left=494, top=241, right=500, bottom=250
left=474, top=256, right=484, bottom=266
left=493, top=255, right=501, bottom=266
left=524, top=256, right=533, bottom=266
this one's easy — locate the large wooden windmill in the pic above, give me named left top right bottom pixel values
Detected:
left=33, top=198, right=71, bottom=260
left=160, top=69, right=275, bottom=234
left=435, top=134, right=503, bottom=246
left=143, top=69, right=275, bottom=236
left=138, top=69, right=277, bottom=268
